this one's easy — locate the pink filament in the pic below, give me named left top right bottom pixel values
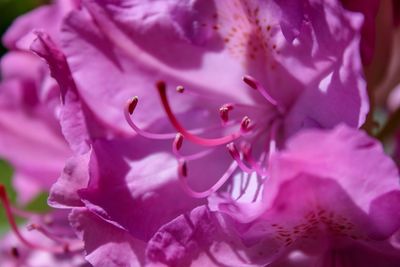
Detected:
left=178, top=160, right=238, bottom=198
left=124, top=97, right=178, bottom=140
left=241, top=143, right=268, bottom=177
left=27, top=223, right=68, bottom=245
left=172, top=134, right=215, bottom=161
left=243, top=75, right=279, bottom=107
left=0, top=184, right=82, bottom=254
left=227, top=143, right=254, bottom=173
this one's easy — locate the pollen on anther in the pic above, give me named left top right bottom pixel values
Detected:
left=240, top=116, right=252, bottom=132
left=176, top=85, right=185, bottom=93
left=219, top=108, right=228, bottom=122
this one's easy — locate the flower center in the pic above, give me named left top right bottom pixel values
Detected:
left=124, top=75, right=285, bottom=199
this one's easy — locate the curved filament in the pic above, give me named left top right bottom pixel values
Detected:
left=157, top=82, right=245, bottom=147
left=0, top=184, right=83, bottom=254
left=178, top=161, right=238, bottom=198
left=124, top=98, right=177, bottom=140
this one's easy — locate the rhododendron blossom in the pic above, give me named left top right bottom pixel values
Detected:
left=51, top=0, right=368, bottom=201
left=1, top=0, right=400, bottom=266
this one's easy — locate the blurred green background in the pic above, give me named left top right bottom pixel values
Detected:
left=0, top=0, right=50, bottom=235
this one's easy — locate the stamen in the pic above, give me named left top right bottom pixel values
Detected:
left=173, top=133, right=184, bottom=151
left=0, top=184, right=82, bottom=254
left=243, top=75, right=282, bottom=111
left=227, top=143, right=254, bottom=173
left=124, top=97, right=177, bottom=140
left=240, top=116, right=253, bottom=132
left=128, top=96, right=138, bottom=114
left=179, top=160, right=188, bottom=177
left=176, top=85, right=185, bottom=93
left=178, top=160, right=238, bottom=198
left=172, top=134, right=215, bottom=161
left=11, top=247, right=19, bottom=258
left=27, top=223, right=67, bottom=245
left=241, top=143, right=268, bottom=177
left=11, top=206, right=39, bottom=220
left=157, top=81, right=246, bottom=147
left=219, top=104, right=234, bottom=123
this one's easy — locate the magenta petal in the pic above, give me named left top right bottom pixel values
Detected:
left=77, top=137, right=205, bottom=240
left=32, top=30, right=119, bottom=153
left=69, top=208, right=146, bottom=267
left=146, top=206, right=258, bottom=267
left=228, top=125, right=400, bottom=262
left=48, top=151, right=91, bottom=208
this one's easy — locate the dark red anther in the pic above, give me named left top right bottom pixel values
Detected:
left=219, top=104, right=234, bottom=123
left=128, top=96, right=138, bottom=114
left=11, top=247, right=19, bottom=258
left=242, top=75, right=258, bottom=90
left=240, top=116, right=252, bottom=132
left=156, top=80, right=166, bottom=91
left=219, top=107, right=229, bottom=122
left=176, top=85, right=185, bottom=93
left=179, top=160, right=188, bottom=177
left=174, top=133, right=184, bottom=151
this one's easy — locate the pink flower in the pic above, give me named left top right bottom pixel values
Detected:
left=29, top=0, right=373, bottom=266
left=42, top=0, right=369, bottom=196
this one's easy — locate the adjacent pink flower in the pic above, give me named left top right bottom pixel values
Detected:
left=0, top=185, right=87, bottom=267
left=0, top=0, right=79, bottom=203
left=0, top=1, right=87, bottom=266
